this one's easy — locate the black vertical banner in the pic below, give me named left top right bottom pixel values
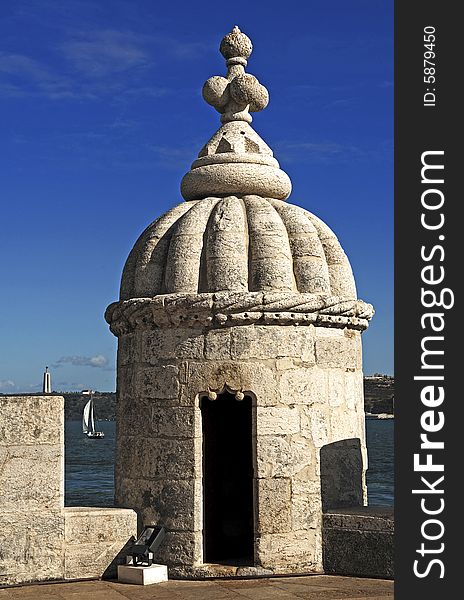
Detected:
left=395, top=2, right=460, bottom=598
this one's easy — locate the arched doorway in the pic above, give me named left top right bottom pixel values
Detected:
left=201, top=391, right=254, bottom=564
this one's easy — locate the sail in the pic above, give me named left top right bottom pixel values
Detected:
left=82, top=398, right=92, bottom=433
left=82, top=393, right=103, bottom=437
left=89, top=398, right=95, bottom=433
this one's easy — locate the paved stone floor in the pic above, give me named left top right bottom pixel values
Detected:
left=0, top=576, right=393, bottom=599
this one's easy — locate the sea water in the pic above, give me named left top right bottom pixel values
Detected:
left=65, top=419, right=394, bottom=507
left=365, top=418, right=394, bottom=505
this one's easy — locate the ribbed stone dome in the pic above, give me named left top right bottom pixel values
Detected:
left=120, top=195, right=356, bottom=301
left=106, top=27, right=373, bottom=335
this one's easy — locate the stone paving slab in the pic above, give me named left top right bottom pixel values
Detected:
left=0, top=576, right=393, bottom=600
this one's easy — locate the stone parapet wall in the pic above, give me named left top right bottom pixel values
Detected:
left=323, top=507, right=394, bottom=579
left=0, top=395, right=136, bottom=587
left=0, top=396, right=65, bottom=586
left=115, top=323, right=366, bottom=576
left=64, top=508, right=136, bottom=580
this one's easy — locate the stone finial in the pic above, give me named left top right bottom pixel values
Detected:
left=203, top=26, right=269, bottom=124
left=220, top=25, right=253, bottom=59
left=181, top=27, right=291, bottom=202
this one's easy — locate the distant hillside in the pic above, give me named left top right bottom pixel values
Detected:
left=61, top=392, right=116, bottom=421
left=56, top=376, right=394, bottom=420
left=364, top=376, right=394, bottom=414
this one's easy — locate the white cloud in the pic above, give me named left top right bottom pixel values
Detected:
left=0, top=379, right=16, bottom=390
left=52, top=354, right=113, bottom=370
left=62, top=30, right=149, bottom=77
left=0, top=51, right=80, bottom=99
left=0, top=26, right=208, bottom=101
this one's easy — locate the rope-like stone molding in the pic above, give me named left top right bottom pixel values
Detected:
left=105, top=292, right=374, bottom=336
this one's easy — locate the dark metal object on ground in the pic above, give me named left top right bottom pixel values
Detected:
left=127, top=525, right=166, bottom=566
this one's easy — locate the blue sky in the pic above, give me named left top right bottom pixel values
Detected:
left=0, top=0, right=393, bottom=393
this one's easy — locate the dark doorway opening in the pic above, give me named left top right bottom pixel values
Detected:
left=201, top=391, right=254, bottom=564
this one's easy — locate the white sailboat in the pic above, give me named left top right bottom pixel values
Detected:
left=82, top=391, right=105, bottom=438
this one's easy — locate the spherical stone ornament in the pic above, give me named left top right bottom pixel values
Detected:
left=230, top=74, right=269, bottom=112
left=220, top=25, right=253, bottom=59
left=202, top=76, right=230, bottom=111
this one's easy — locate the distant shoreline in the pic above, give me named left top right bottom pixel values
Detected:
left=365, top=413, right=394, bottom=420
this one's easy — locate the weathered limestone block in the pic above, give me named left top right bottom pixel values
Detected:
left=0, top=396, right=64, bottom=513
left=315, top=329, right=361, bottom=369
left=204, top=328, right=232, bottom=360
left=275, top=357, right=297, bottom=371
left=291, top=478, right=322, bottom=531
left=117, top=333, right=139, bottom=367
left=330, top=407, right=365, bottom=442
left=300, top=406, right=330, bottom=448
left=135, top=364, right=180, bottom=399
left=256, top=478, right=291, bottom=534
left=323, top=507, right=394, bottom=579
left=117, top=403, right=200, bottom=439
left=116, top=364, right=136, bottom=401
left=0, top=395, right=63, bottom=447
left=115, top=395, right=151, bottom=437
left=327, top=369, right=346, bottom=407
left=330, top=406, right=365, bottom=443
left=257, top=406, right=300, bottom=436
left=116, top=477, right=202, bottom=532
left=155, top=531, right=202, bottom=567
left=230, top=325, right=315, bottom=362
left=256, top=530, right=320, bottom=571
left=0, top=511, right=65, bottom=586
left=256, top=435, right=313, bottom=478
left=117, top=435, right=198, bottom=480
left=141, top=329, right=204, bottom=362
left=151, top=404, right=200, bottom=438
left=345, top=370, right=364, bottom=410
left=0, top=445, right=63, bottom=511
left=64, top=508, right=137, bottom=580
left=280, top=367, right=328, bottom=405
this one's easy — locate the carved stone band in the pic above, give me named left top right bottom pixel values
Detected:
left=105, top=292, right=374, bottom=336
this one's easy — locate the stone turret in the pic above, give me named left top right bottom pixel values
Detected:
left=106, top=26, right=374, bottom=578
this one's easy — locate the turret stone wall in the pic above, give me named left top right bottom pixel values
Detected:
left=114, top=323, right=366, bottom=577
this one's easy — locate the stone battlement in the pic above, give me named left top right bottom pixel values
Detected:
left=0, top=395, right=136, bottom=586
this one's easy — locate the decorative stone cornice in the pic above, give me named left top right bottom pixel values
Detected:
left=105, top=292, right=374, bottom=336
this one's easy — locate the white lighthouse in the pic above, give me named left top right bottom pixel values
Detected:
left=43, top=366, right=51, bottom=394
